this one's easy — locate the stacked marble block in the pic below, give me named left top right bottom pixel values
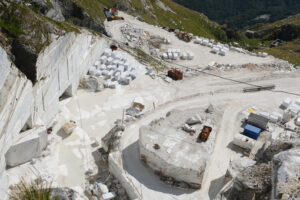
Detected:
left=88, top=48, right=138, bottom=89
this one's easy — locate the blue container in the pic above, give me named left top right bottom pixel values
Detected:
left=243, top=124, right=261, bottom=140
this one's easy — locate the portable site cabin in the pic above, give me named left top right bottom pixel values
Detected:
left=232, top=134, right=256, bottom=150
left=247, top=113, right=269, bottom=130
left=243, top=124, right=261, bottom=140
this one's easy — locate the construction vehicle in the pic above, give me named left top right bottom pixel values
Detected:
left=104, top=8, right=124, bottom=21
left=198, top=126, right=212, bottom=142
left=176, top=31, right=193, bottom=42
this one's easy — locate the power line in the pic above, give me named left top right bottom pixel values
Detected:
left=163, top=59, right=300, bottom=97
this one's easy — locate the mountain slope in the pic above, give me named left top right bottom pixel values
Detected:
left=249, top=15, right=300, bottom=66
left=25, top=0, right=227, bottom=41
left=173, top=0, right=300, bottom=29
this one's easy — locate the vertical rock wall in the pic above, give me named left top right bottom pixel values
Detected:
left=0, top=30, right=108, bottom=179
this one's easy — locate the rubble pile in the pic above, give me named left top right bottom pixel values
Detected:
left=85, top=149, right=129, bottom=200
left=223, top=162, right=273, bottom=200
left=204, top=62, right=296, bottom=72
left=217, top=142, right=300, bottom=200
left=120, top=24, right=144, bottom=44
left=273, top=148, right=300, bottom=199
left=101, top=125, right=125, bottom=153
left=85, top=48, right=138, bottom=90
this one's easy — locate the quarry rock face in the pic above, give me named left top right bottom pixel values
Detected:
left=0, top=31, right=107, bottom=176
left=273, top=148, right=300, bottom=199
left=0, top=47, right=34, bottom=174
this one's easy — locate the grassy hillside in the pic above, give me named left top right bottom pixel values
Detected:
left=69, top=0, right=227, bottom=41
left=123, top=0, right=227, bottom=41
left=249, top=15, right=300, bottom=66
left=173, top=0, right=300, bottom=29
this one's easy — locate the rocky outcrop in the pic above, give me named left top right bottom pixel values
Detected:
left=255, top=141, right=297, bottom=163
left=273, top=148, right=300, bottom=199
left=222, top=162, right=272, bottom=200
left=218, top=142, right=300, bottom=200
left=268, top=24, right=300, bottom=41
left=28, top=0, right=107, bottom=35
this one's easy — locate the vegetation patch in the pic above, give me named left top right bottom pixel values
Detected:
left=9, top=178, right=53, bottom=200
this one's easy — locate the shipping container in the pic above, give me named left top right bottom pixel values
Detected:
left=243, top=124, right=261, bottom=140
left=167, top=69, right=183, bottom=81
left=247, top=113, right=269, bottom=130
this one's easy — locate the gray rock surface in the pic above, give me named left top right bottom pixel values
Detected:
left=273, top=148, right=300, bottom=199
left=5, top=126, right=47, bottom=168
left=223, top=162, right=272, bottom=200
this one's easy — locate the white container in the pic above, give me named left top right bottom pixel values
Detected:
left=295, top=99, right=300, bottom=106
left=167, top=52, right=172, bottom=59
left=282, top=98, right=292, bottom=108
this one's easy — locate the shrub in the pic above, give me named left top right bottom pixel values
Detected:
left=9, top=177, right=53, bottom=200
